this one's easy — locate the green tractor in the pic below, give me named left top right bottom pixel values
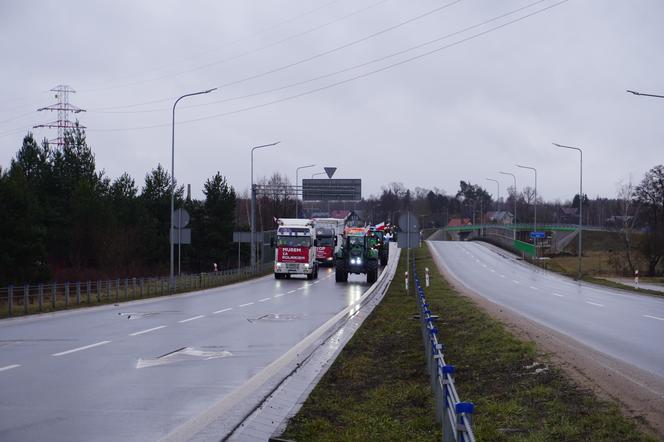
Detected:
left=335, top=228, right=379, bottom=284
left=367, top=228, right=389, bottom=266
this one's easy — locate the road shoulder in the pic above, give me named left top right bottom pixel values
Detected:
left=428, top=240, right=664, bottom=437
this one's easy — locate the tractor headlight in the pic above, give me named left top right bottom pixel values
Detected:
left=304, top=263, right=310, bottom=268
left=276, top=262, right=282, bottom=267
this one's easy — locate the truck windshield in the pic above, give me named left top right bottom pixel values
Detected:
left=277, top=236, right=311, bottom=247
left=317, top=237, right=334, bottom=247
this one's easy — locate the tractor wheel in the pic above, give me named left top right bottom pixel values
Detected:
left=380, top=249, right=389, bottom=266
left=335, top=259, right=348, bottom=282
left=366, top=260, right=378, bottom=284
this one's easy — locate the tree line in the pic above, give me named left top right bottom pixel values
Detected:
left=0, top=126, right=236, bottom=285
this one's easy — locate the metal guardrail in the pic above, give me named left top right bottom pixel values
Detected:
left=0, top=262, right=274, bottom=318
left=412, top=263, right=476, bottom=442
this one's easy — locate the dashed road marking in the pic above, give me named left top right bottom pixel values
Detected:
left=551, top=292, right=564, bottom=297
left=287, top=290, right=297, bottom=294
left=0, top=364, right=20, bottom=372
left=53, top=341, right=111, bottom=357
left=643, top=314, right=664, bottom=321
left=179, top=315, right=205, bottom=323
left=274, top=293, right=286, bottom=298
left=499, top=274, right=505, bottom=278
left=512, top=280, right=520, bottom=285
left=213, top=307, right=232, bottom=314
left=529, top=286, right=539, bottom=291
left=586, top=301, right=604, bottom=307
left=489, top=269, right=495, bottom=273
left=239, top=302, right=254, bottom=307
left=130, top=325, right=166, bottom=336
left=258, top=297, right=270, bottom=302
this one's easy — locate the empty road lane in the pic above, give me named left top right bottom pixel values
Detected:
left=429, top=240, right=664, bottom=378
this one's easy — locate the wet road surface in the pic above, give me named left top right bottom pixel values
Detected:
left=429, top=241, right=664, bottom=378
left=0, top=267, right=375, bottom=441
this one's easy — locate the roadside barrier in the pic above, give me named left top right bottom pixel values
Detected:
left=413, top=262, right=476, bottom=442
left=0, top=262, right=273, bottom=318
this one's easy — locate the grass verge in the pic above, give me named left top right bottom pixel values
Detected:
left=279, top=246, right=656, bottom=441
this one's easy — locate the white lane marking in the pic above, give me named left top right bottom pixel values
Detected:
left=287, top=290, right=297, bottom=294
left=643, top=314, right=664, bottom=321
left=274, top=293, right=286, bottom=298
left=213, top=307, right=233, bottom=314
left=0, top=364, right=20, bottom=372
left=129, top=325, right=166, bottom=336
left=499, top=274, right=505, bottom=278
left=490, top=269, right=495, bottom=273
left=551, top=292, right=564, bottom=297
left=313, top=281, right=321, bottom=284
left=179, top=315, right=205, bottom=323
left=529, top=286, right=539, bottom=291
left=239, top=302, right=254, bottom=307
left=586, top=301, right=604, bottom=308
left=512, top=280, right=520, bottom=285
left=475, top=259, right=480, bottom=263
left=481, top=264, right=487, bottom=268
left=53, top=340, right=111, bottom=357
left=258, top=297, right=270, bottom=302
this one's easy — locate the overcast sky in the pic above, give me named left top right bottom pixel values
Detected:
left=1, top=0, right=662, bottom=202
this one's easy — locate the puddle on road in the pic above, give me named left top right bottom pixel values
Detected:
left=136, top=346, right=232, bottom=369
left=247, top=313, right=304, bottom=323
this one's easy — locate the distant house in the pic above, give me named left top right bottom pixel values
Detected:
left=483, top=211, right=513, bottom=224
left=560, top=207, right=579, bottom=223
left=447, top=218, right=472, bottom=228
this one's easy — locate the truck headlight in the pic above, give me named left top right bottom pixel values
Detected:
left=276, top=262, right=282, bottom=267
left=304, top=263, right=310, bottom=268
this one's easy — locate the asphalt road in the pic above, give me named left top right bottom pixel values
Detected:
left=0, top=267, right=376, bottom=441
left=429, top=241, right=664, bottom=378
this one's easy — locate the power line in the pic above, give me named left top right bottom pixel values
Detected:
left=81, top=0, right=391, bottom=93
left=91, top=0, right=551, bottom=116
left=89, top=0, right=461, bottom=112
left=88, top=0, right=569, bottom=133
left=79, top=0, right=342, bottom=92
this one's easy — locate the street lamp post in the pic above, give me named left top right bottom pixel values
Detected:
left=499, top=171, right=517, bottom=240
left=553, top=142, right=584, bottom=280
left=515, top=165, right=538, bottom=234
left=516, top=164, right=537, bottom=259
left=295, top=164, right=315, bottom=217
left=486, top=178, right=500, bottom=211
left=250, top=141, right=281, bottom=268
left=311, top=172, right=326, bottom=179
left=170, top=87, right=217, bottom=290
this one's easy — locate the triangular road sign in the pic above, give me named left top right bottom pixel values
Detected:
left=324, top=167, right=337, bottom=179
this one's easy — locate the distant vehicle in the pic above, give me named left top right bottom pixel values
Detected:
left=335, top=226, right=379, bottom=284
left=313, top=218, right=345, bottom=266
left=314, top=227, right=337, bottom=266
left=368, top=228, right=389, bottom=266
left=273, top=218, right=319, bottom=280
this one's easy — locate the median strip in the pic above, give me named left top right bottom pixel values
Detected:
left=52, top=340, right=111, bottom=356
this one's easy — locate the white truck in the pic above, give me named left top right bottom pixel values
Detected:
left=313, top=218, right=346, bottom=255
left=273, top=218, right=319, bottom=280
